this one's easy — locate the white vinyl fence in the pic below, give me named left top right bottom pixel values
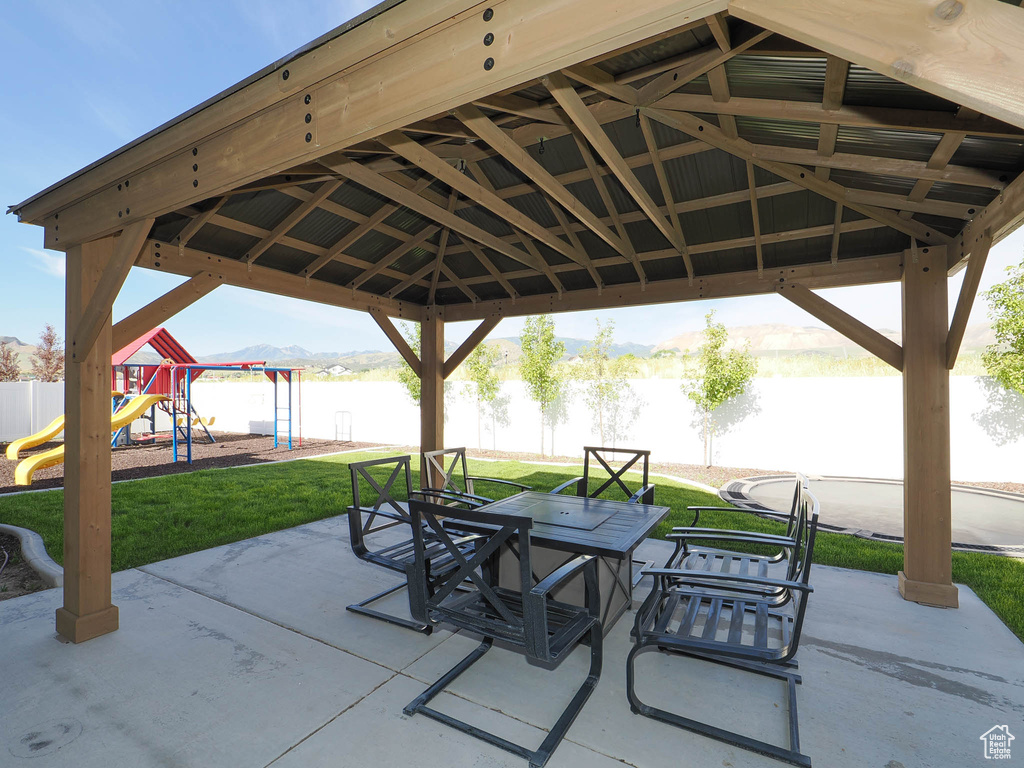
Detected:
left=2, top=377, right=1018, bottom=482
left=185, top=376, right=1023, bottom=483
left=0, top=381, right=65, bottom=442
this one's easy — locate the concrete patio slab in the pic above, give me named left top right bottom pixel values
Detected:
left=0, top=568, right=392, bottom=767
left=3, top=517, right=1022, bottom=768
left=139, top=516, right=454, bottom=671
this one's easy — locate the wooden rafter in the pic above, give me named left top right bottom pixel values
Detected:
left=246, top=180, right=342, bottom=265
left=351, top=224, right=441, bottom=291
left=745, top=161, right=764, bottom=276
left=635, top=26, right=772, bottom=106
left=429, top=190, right=458, bottom=304
left=462, top=239, right=518, bottom=299
left=177, top=198, right=226, bottom=250
left=830, top=202, right=844, bottom=266
left=645, top=107, right=949, bottom=245
left=639, top=113, right=693, bottom=282
left=324, top=156, right=550, bottom=275
left=379, top=131, right=588, bottom=269
left=545, top=71, right=683, bottom=256
left=452, top=104, right=631, bottom=259
left=816, top=55, right=849, bottom=181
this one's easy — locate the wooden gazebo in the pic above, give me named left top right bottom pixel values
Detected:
left=10, top=0, right=1024, bottom=642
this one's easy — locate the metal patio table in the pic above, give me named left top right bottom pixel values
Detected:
left=448, top=491, right=671, bottom=632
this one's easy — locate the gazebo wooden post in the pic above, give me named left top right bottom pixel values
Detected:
left=899, top=243, right=957, bottom=608
left=420, top=309, right=444, bottom=486
left=56, top=236, right=120, bottom=642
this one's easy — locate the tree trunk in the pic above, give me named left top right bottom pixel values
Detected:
left=477, top=394, right=482, bottom=449
left=703, top=410, right=711, bottom=466
left=540, top=407, right=545, bottom=457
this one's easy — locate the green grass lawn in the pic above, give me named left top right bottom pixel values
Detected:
left=2, top=450, right=1022, bottom=640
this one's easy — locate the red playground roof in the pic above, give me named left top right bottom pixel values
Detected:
left=111, top=327, right=198, bottom=366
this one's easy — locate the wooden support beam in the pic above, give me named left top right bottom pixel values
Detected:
left=564, top=63, right=639, bottom=105
left=429, top=223, right=454, bottom=305
left=302, top=177, right=432, bottom=278
left=245, top=180, right=342, bottom=264
left=176, top=198, right=226, bottom=249
left=706, top=12, right=732, bottom=50
left=57, top=235, right=120, bottom=643
left=645, top=107, right=949, bottom=245
left=816, top=55, right=849, bottom=181
left=325, top=156, right=549, bottom=274
left=745, top=161, right=764, bottom=276
left=952, top=166, right=1024, bottom=272
left=370, top=310, right=421, bottom=377
left=830, top=202, right=843, bottom=266
left=898, top=243, right=957, bottom=608
left=901, top=129, right=968, bottom=219
left=137, top=240, right=421, bottom=320
left=452, top=104, right=631, bottom=260
left=112, top=273, right=220, bottom=352
left=443, top=316, right=501, bottom=378
left=545, top=71, right=684, bottom=255
left=387, top=261, right=438, bottom=300
left=946, top=229, right=992, bottom=369
left=379, top=131, right=588, bottom=268
left=778, top=283, right=903, bottom=370
left=351, top=224, right=441, bottom=291
left=442, top=251, right=903, bottom=322
left=463, top=239, right=518, bottom=299
left=639, top=113, right=693, bottom=280
left=636, top=26, right=772, bottom=106
left=730, top=0, right=1024, bottom=131
left=420, top=310, right=444, bottom=483
left=473, top=94, right=570, bottom=126
left=71, top=218, right=154, bottom=363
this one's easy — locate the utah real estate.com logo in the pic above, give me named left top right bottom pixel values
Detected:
left=980, top=725, right=1014, bottom=760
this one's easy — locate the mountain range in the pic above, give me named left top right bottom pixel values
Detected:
left=1, top=323, right=998, bottom=373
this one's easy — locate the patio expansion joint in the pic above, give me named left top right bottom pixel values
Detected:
left=136, top=566, right=404, bottom=672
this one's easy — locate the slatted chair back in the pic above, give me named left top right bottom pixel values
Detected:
left=406, top=497, right=535, bottom=646
left=581, top=446, right=654, bottom=503
left=348, top=455, right=414, bottom=567
left=779, top=485, right=819, bottom=661
left=422, top=446, right=474, bottom=497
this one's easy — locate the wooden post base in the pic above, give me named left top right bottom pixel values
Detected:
left=56, top=605, right=119, bottom=643
left=898, top=571, right=958, bottom=609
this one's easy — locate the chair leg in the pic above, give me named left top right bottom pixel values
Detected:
left=405, top=627, right=603, bottom=768
left=626, top=643, right=810, bottom=768
left=347, top=581, right=432, bottom=634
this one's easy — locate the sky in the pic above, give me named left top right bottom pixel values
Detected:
left=1, top=1, right=1021, bottom=355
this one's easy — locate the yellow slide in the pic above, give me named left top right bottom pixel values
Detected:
left=14, top=394, right=169, bottom=486
left=6, top=391, right=124, bottom=460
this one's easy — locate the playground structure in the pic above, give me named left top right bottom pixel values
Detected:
left=110, top=328, right=302, bottom=463
left=5, top=327, right=302, bottom=485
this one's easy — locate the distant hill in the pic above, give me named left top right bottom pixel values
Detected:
left=0, top=336, right=40, bottom=373
left=655, top=323, right=995, bottom=357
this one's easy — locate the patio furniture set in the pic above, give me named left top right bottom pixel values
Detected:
left=345, top=447, right=821, bottom=767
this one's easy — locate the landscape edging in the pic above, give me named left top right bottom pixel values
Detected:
left=0, top=523, right=62, bottom=587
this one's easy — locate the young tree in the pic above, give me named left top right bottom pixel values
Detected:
left=0, top=340, right=20, bottom=381
left=30, top=324, right=64, bottom=382
left=519, top=315, right=566, bottom=456
left=983, top=255, right=1024, bottom=398
left=396, top=322, right=422, bottom=405
left=682, top=310, right=757, bottom=466
left=463, top=342, right=502, bottom=448
left=575, top=319, right=641, bottom=445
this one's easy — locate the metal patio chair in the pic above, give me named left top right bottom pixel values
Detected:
left=422, top=446, right=531, bottom=505
left=627, top=486, right=820, bottom=767
left=661, top=473, right=809, bottom=606
left=549, top=446, right=656, bottom=504
left=346, top=455, right=483, bottom=633
left=403, top=497, right=603, bottom=768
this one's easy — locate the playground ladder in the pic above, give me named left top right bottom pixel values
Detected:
left=271, top=371, right=293, bottom=449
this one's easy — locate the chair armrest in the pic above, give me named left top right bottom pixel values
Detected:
left=347, top=505, right=407, bottom=524
left=414, top=489, right=485, bottom=508
left=549, top=477, right=584, bottom=495
left=667, top=529, right=796, bottom=545
left=628, top=484, right=656, bottom=504
left=529, top=554, right=597, bottom=597
left=418, top=487, right=493, bottom=505
left=643, top=567, right=813, bottom=593
left=467, top=476, right=532, bottom=491
left=687, top=505, right=791, bottom=521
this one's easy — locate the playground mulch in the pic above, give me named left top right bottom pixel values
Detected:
left=0, top=432, right=385, bottom=495
left=0, top=532, right=47, bottom=600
